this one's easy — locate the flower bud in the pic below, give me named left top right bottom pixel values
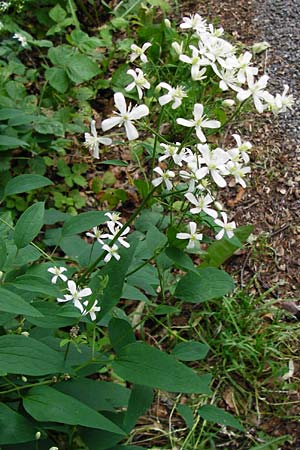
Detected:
left=171, top=41, right=183, bottom=56
left=252, top=41, right=270, bottom=54
left=35, top=432, right=41, bottom=440
left=222, top=99, right=235, bottom=108
left=164, top=18, right=171, bottom=28
left=21, top=331, right=30, bottom=337
left=21, top=376, right=27, bottom=382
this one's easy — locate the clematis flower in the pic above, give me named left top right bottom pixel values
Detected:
left=83, top=299, right=101, bottom=321
left=176, top=221, right=203, bottom=248
left=100, top=221, right=131, bottom=248
left=197, top=144, right=229, bottom=188
left=177, top=103, right=221, bottom=143
left=180, top=13, right=207, bottom=33
left=152, top=167, right=175, bottom=191
left=101, top=92, right=149, bottom=141
left=157, top=82, right=187, bottom=109
left=237, top=73, right=270, bottom=113
left=179, top=45, right=208, bottom=80
left=159, top=142, right=185, bottom=166
left=214, top=212, right=236, bottom=240
left=102, top=244, right=120, bottom=263
left=130, top=42, right=152, bottom=63
left=84, top=120, right=112, bottom=159
left=125, top=68, right=150, bottom=99
left=185, top=192, right=218, bottom=218
left=226, top=161, right=251, bottom=188
left=13, top=32, right=27, bottom=47
left=230, top=134, right=252, bottom=163
left=264, top=84, right=294, bottom=115
left=57, top=280, right=92, bottom=313
left=86, top=227, right=106, bottom=245
left=47, top=266, right=68, bottom=284
left=105, top=211, right=122, bottom=226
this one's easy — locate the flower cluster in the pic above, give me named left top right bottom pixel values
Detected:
left=86, top=212, right=130, bottom=263
left=47, top=267, right=100, bottom=321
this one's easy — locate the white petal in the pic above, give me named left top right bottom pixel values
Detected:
left=102, top=116, right=122, bottom=131
left=177, top=118, right=194, bottom=127
left=114, top=92, right=127, bottom=114
left=124, top=121, right=139, bottom=140
left=202, top=119, right=221, bottom=129
left=129, top=104, right=149, bottom=120
left=79, top=288, right=92, bottom=298
left=67, top=280, right=77, bottom=295
left=176, top=232, right=191, bottom=240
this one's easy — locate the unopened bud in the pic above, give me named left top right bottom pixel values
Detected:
left=21, top=376, right=27, bottom=382
left=0, top=271, right=3, bottom=281
left=164, top=19, right=171, bottom=28
left=252, top=41, right=270, bottom=54
left=21, top=331, right=30, bottom=337
left=35, top=432, right=41, bottom=440
left=49, top=447, right=59, bottom=450
left=171, top=41, right=183, bottom=56
left=222, top=99, right=235, bottom=108
left=214, top=201, right=223, bottom=211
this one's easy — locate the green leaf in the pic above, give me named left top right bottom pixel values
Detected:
left=165, top=247, right=195, bottom=272
left=14, top=202, right=45, bottom=249
left=109, top=318, right=136, bottom=354
left=123, top=385, right=153, bottom=433
left=0, top=239, right=7, bottom=269
left=62, top=211, right=107, bottom=236
left=198, top=404, right=245, bottom=431
left=13, top=274, right=61, bottom=297
left=99, top=160, right=129, bottom=166
left=26, top=302, right=79, bottom=328
left=112, top=342, right=212, bottom=394
left=175, top=268, right=234, bottom=303
left=4, top=174, right=53, bottom=196
left=0, top=287, right=44, bottom=317
left=23, top=385, right=126, bottom=435
left=172, top=341, right=209, bottom=361
left=56, top=378, right=130, bottom=412
left=49, top=4, right=66, bottom=22
left=34, top=116, right=65, bottom=136
left=0, top=403, right=37, bottom=444
left=177, top=404, right=194, bottom=429
left=201, top=225, right=253, bottom=267
left=0, top=335, right=65, bottom=375
left=0, top=135, right=29, bottom=149
left=66, top=54, right=100, bottom=84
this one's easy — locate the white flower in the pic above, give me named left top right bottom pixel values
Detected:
left=199, top=34, right=234, bottom=70
left=230, top=134, right=252, bottom=163
left=13, top=32, right=27, bottom=47
left=102, top=244, right=120, bottom=263
left=47, top=266, right=68, bottom=284
left=171, top=41, right=184, bottom=56
left=100, top=221, right=131, bottom=248
left=179, top=45, right=208, bottom=81
left=176, top=221, right=203, bottom=249
left=101, top=92, right=149, bottom=141
left=177, top=103, right=221, bottom=143
left=84, top=120, right=112, bottom=159
left=180, top=13, right=207, bottom=33
left=159, top=142, right=185, bottom=166
left=226, top=161, right=251, bottom=188
left=197, top=144, right=229, bottom=187
left=157, top=82, right=187, bottom=109
left=214, top=212, right=236, bottom=240
left=185, top=192, right=218, bottom=219
left=130, top=42, right=152, bottom=63
left=57, top=280, right=92, bottom=313
left=235, top=51, right=258, bottom=84
left=152, top=167, right=175, bottom=191
left=83, top=299, right=101, bottom=321
left=86, top=226, right=105, bottom=245
left=125, top=68, right=150, bottom=100
left=237, top=73, right=270, bottom=113
left=105, top=211, right=122, bottom=225
left=265, top=84, right=294, bottom=115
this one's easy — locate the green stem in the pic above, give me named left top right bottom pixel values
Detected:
left=0, top=378, right=53, bottom=395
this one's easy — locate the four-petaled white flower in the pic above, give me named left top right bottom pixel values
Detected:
left=177, top=103, right=221, bottom=142
left=57, top=280, right=92, bottom=313
left=180, top=13, right=207, bottom=33
left=86, top=226, right=105, bottom=245
left=47, top=266, right=68, bottom=284
left=102, top=92, right=149, bottom=141
left=83, top=299, right=101, bottom=321
left=214, top=212, right=236, bottom=240
left=179, top=45, right=208, bottom=81
left=105, top=211, right=122, bottom=225
left=237, top=73, right=270, bottom=113
left=130, top=42, right=152, bottom=63
left=102, top=244, right=121, bottom=263
left=176, top=221, right=203, bottom=248
left=125, top=68, right=150, bottom=99
left=100, top=221, right=131, bottom=248
left=84, top=120, right=112, bottom=159
left=159, top=142, right=185, bottom=166
left=157, top=82, right=187, bottom=109
left=152, top=167, right=175, bottom=191
left=185, top=192, right=218, bottom=218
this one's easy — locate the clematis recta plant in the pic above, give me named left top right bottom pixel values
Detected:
left=0, top=7, right=294, bottom=449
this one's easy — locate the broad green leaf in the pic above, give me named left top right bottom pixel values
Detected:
left=13, top=274, right=61, bottom=297
left=56, top=378, right=130, bottom=412
left=177, top=404, right=194, bottom=429
left=122, top=284, right=150, bottom=303
left=26, top=302, right=79, bottom=328
left=172, top=341, right=209, bottom=361
left=0, top=335, right=65, bottom=375
left=198, top=404, right=245, bottom=431
left=23, top=385, right=125, bottom=435
left=201, top=225, right=253, bottom=268
left=14, top=202, right=45, bottom=249
left=62, top=211, right=107, bottom=236
left=0, top=287, right=44, bottom=317
left=45, top=66, right=69, bottom=93
left=34, top=116, right=65, bottom=136
left=109, top=318, right=136, bottom=354
left=0, top=135, right=29, bottom=149
left=66, top=54, right=100, bottom=84
left=0, top=403, right=37, bottom=444
left=112, top=342, right=212, bottom=394
left=165, top=247, right=195, bottom=272
left=175, top=268, right=234, bottom=303
left=4, top=174, right=53, bottom=196
left=0, top=239, right=7, bottom=268
left=49, top=4, right=66, bottom=22
left=123, top=385, right=153, bottom=432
